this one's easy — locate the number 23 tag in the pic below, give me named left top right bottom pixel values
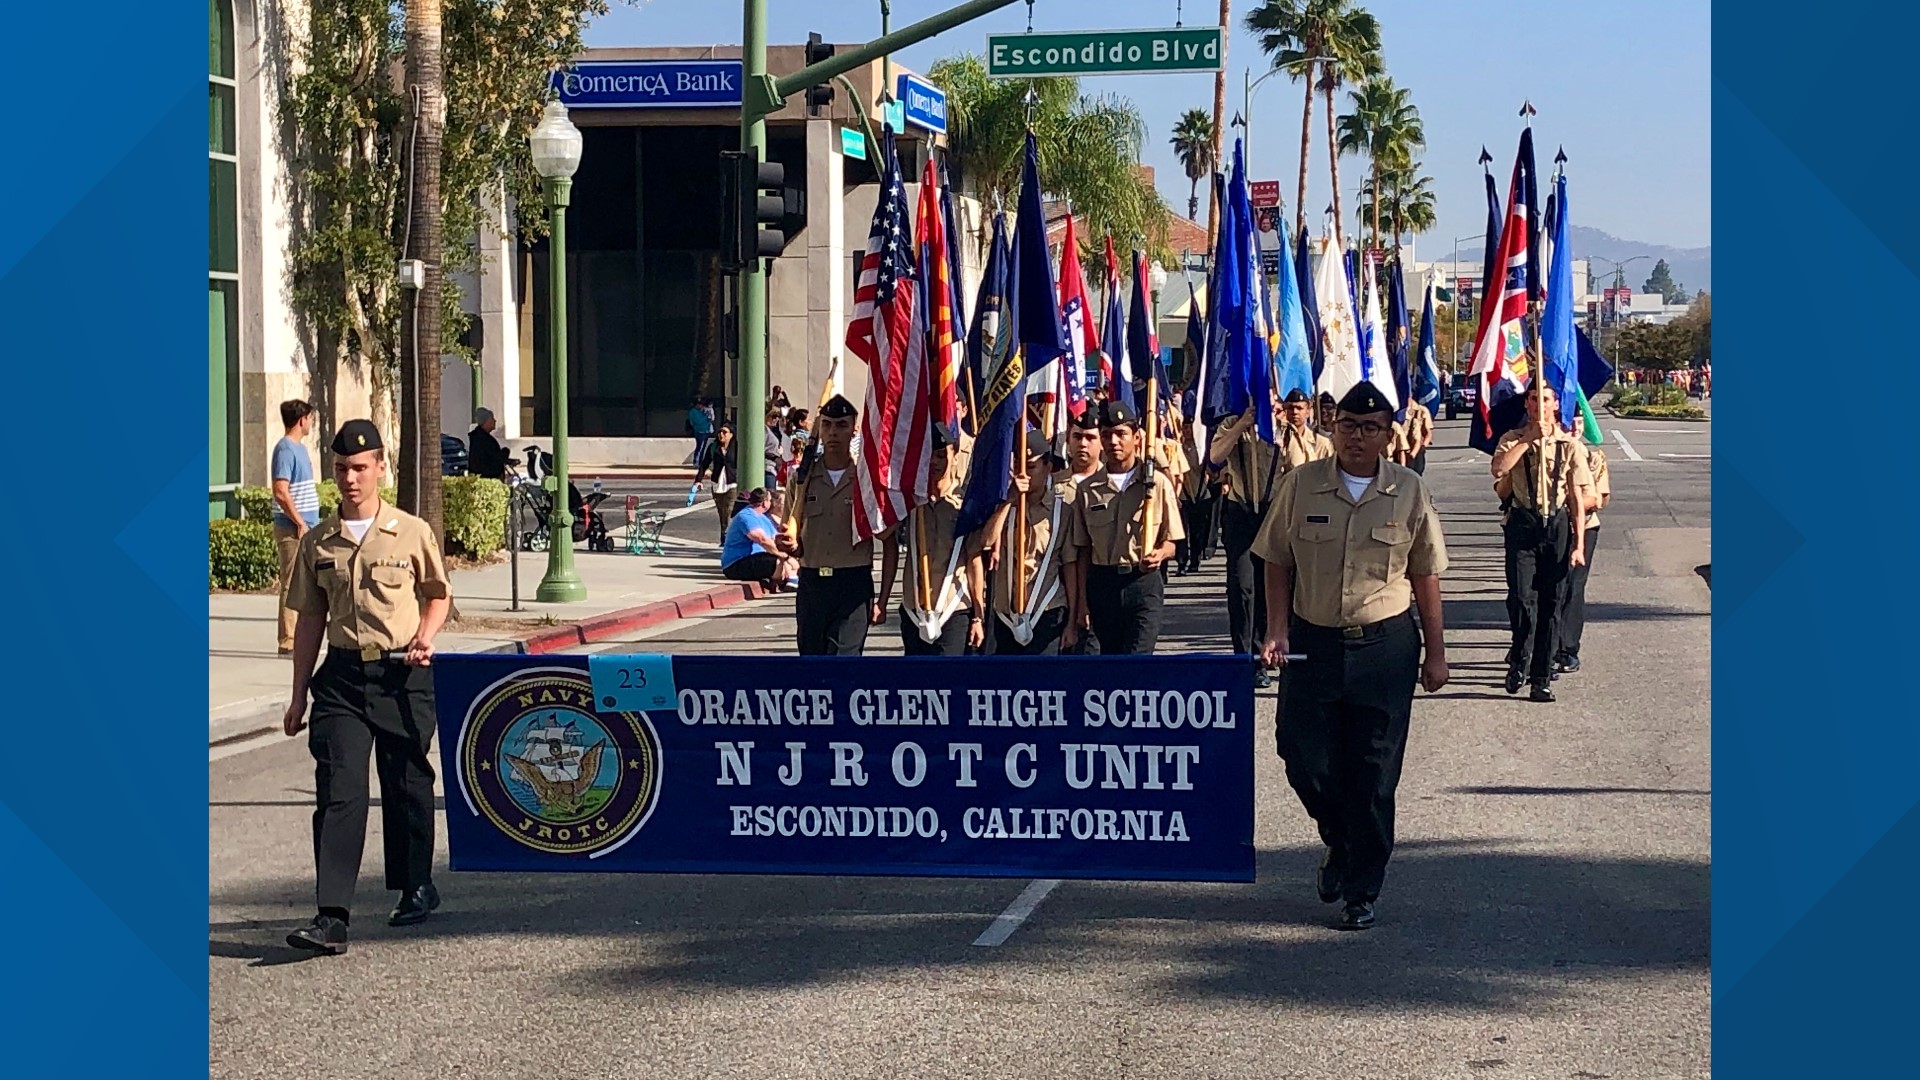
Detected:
left=587, top=653, right=678, bottom=713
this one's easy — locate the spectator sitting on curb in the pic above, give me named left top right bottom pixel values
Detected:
left=721, top=488, right=796, bottom=593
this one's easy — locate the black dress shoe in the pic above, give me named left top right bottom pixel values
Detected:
left=1316, top=850, right=1344, bottom=904
left=1505, top=667, right=1525, bottom=695
left=1555, top=656, right=1581, bottom=674
left=1254, top=671, right=1274, bottom=689
left=389, top=883, right=442, bottom=927
left=1529, top=683, right=1556, bottom=703
left=1335, top=901, right=1375, bottom=931
left=286, top=915, right=349, bottom=955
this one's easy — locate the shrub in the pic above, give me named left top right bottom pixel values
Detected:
left=1647, top=383, right=1689, bottom=407
left=1608, top=384, right=1645, bottom=408
left=236, top=480, right=395, bottom=522
left=210, top=519, right=280, bottom=591
left=443, top=475, right=508, bottom=557
left=1614, top=404, right=1706, bottom=420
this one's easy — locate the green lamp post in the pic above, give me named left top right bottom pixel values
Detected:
left=531, top=100, right=587, bottom=603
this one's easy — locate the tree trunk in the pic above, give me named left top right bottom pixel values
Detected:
left=1295, top=69, right=1314, bottom=238
left=1370, top=164, right=1381, bottom=255
left=1206, top=0, right=1230, bottom=253
left=1188, top=176, right=1200, bottom=222
left=1324, top=79, right=1343, bottom=248
left=1390, top=174, right=1402, bottom=261
left=401, top=0, right=445, bottom=546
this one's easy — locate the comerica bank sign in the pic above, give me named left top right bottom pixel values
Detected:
left=551, top=60, right=744, bottom=109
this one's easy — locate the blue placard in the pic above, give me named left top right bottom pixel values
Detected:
left=896, top=73, right=948, bottom=133
left=552, top=60, right=743, bottom=109
left=588, top=652, right=678, bottom=713
left=435, top=654, right=1254, bottom=881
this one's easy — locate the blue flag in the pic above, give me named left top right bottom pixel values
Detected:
left=1414, top=285, right=1441, bottom=411
left=1541, top=172, right=1580, bottom=430
left=1387, top=260, right=1412, bottom=421
left=939, top=158, right=968, bottom=354
left=1102, top=243, right=1132, bottom=410
left=1296, top=225, right=1323, bottom=384
left=962, top=214, right=1010, bottom=439
left=1201, top=174, right=1235, bottom=427
left=1221, top=140, right=1273, bottom=441
left=1575, top=326, right=1615, bottom=398
left=1480, top=168, right=1502, bottom=315
left=1183, top=278, right=1205, bottom=389
left=1273, top=216, right=1312, bottom=401
left=1127, top=249, right=1161, bottom=410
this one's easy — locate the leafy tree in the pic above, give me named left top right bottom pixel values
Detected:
left=1247, top=0, right=1383, bottom=242
left=1359, top=162, right=1434, bottom=256
left=1615, top=319, right=1696, bottom=371
left=1337, top=75, right=1422, bottom=251
left=1669, top=283, right=1692, bottom=305
left=929, top=55, right=1170, bottom=260
left=1643, top=258, right=1677, bottom=301
left=1169, top=108, right=1218, bottom=222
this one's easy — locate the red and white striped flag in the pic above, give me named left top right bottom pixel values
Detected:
left=846, top=130, right=934, bottom=542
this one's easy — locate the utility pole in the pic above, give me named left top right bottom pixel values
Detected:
left=1206, top=0, right=1230, bottom=254
left=400, top=0, right=445, bottom=543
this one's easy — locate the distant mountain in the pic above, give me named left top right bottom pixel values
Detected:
left=1568, top=225, right=1711, bottom=294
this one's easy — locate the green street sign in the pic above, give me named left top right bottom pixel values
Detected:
left=883, top=100, right=905, bottom=134
left=840, top=126, right=867, bottom=160
left=986, top=27, right=1224, bottom=77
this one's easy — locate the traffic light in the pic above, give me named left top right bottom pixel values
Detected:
left=804, top=33, right=834, bottom=115
left=720, top=150, right=805, bottom=272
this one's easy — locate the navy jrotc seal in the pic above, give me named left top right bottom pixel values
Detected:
left=777, top=395, right=878, bottom=655
left=1255, top=383, right=1450, bottom=932
left=1065, top=400, right=1185, bottom=655
left=281, top=419, right=450, bottom=955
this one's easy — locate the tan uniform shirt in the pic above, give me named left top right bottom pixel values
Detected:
left=951, top=432, right=975, bottom=490
left=1278, top=422, right=1334, bottom=471
left=994, top=481, right=1072, bottom=617
left=1492, top=429, right=1594, bottom=521
left=286, top=501, right=451, bottom=654
left=1253, top=458, right=1448, bottom=628
left=791, top=464, right=875, bottom=570
left=892, top=493, right=972, bottom=612
left=1583, top=445, right=1611, bottom=530
left=1066, top=465, right=1186, bottom=567
left=1393, top=401, right=1434, bottom=458
left=1210, top=427, right=1284, bottom=509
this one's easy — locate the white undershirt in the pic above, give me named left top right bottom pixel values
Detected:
left=1107, top=467, right=1136, bottom=493
left=825, top=467, right=847, bottom=487
left=343, top=517, right=374, bottom=542
left=1337, top=469, right=1374, bottom=503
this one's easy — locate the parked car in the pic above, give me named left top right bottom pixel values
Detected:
left=440, top=433, right=469, bottom=476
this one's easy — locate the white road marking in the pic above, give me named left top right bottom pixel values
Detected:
left=1634, top=428, right=1709, bottom=434
left=1659, top=453, right=1711, bottom=459
left=1610, top=429, right=1643, bottom=462
left=973, top=879, right=1061, bottom=947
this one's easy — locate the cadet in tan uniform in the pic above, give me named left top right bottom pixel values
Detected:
left=281, top=420, right=451, bottom=955
left=1555, top=440, right=1610, bottom=674
left=879, top=423, right=985, bottom=656
left=1065, top=400, right=1185, bottom=655
left=776, top=395, right=878, bottom=655
left=1059, top=409, right=1105, bottom=654
left=1393, top=398, right=1435, bottom=474
left=983, top=429, right=1073, bottom=655
left=1490, top=384, right=1593, bottom=702
left=1256, top=383, right=1449, bottom=932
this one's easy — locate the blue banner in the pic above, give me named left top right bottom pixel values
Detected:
left=434, top=654, right=1254, bottom=881
left=896, top=73, right=949, bottom=133
left=552, top=60, right=743, bottom=109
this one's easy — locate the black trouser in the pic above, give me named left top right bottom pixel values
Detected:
left=900, top=607, right=971, bottom=656
left=1084, top=565, right=1164, bottom=655
left=307, top=652, right=438, bottom=915
left=992, top=607, right=1066, bottom=656
left=1410, top=448, right=1427, bottom=475
left=1557, top=524, right=1598, bottom=663
left=1276, top=612, right=1420, bottom=904
left=796, top=567, right=872, bottom=655
left=1178, top=491, right=1220, bottom=571
left=1504, top=512, right=1572, bottom=684
left=1220, top=501, right=1267, bottom=662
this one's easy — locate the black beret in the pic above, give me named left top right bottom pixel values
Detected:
left=930, top=421, right=955, bottom=452
left=1098, top=400, right=1142, bottom=429
left=819, top=394, right=858, bottom=419
left=1336, top=382, right=1394, bottom=417
left=1068, top=407, right=1102, bottom=430
left=1283, top=388, right=1311, bottom=403
left=1024, top=429, right=1064, bottom=463
left=1317, top=391, right=1337, bottom=405
left=331, top=419, right=384, bottom=455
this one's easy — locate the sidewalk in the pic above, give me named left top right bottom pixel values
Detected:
left=209, top=530, right=773, bottom=745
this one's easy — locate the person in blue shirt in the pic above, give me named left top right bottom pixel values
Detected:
left=688, top=397, right=715, bottom=466
left=271, top=399, right=322, bottom=654
left=721, top=487, right=794, bottom=591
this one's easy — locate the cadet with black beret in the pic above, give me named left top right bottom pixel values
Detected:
left=1256, top=382, right=1450, bottom=932
left=281, top=419, right=451, bottom=955
left=982, top=428, right=1073, bottom=655
left=878, top=422, right=985, bottom=656
left=1059, top=408, right=1106, bottom=654
left=1064, top=400, right=1186, bottom=655
left=777, top=395, right=878, bottom=655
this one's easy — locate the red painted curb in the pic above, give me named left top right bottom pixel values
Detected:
left=510, top=579, right=773, bottom=653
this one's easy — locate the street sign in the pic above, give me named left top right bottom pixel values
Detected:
left=986, top=27, right=1224, bottom=77
left=1250, top=180, right=1280, bottom=208
left=839, top=126, right=867, bottom=160
left=882, top=99, right=905, bottom=134
left=896, top=73, right=948, bottom=134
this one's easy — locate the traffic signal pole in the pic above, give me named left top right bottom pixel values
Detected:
left=733, top=0, right=1022, bottom=481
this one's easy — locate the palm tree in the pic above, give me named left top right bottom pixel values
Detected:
left=1246, top=0, right=1381, bottom=243
left=930, top=55, right=1169, bottom=259
left=1361, top=162, right=1436, bottom=256
left=1169, top=109, right=1217, bottom=221
left=1337, top=75, right=1422, bottom=252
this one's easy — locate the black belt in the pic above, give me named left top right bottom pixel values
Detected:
left=800, top=565, right=871, bottom=579
left=1087, top=564, right=1158, bottom=580
left=1293, top=610, right=1412, bottom=641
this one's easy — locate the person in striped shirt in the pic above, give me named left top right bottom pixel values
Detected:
left=272, top=399, right=321, bottom=654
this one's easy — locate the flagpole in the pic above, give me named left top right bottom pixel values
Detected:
left=1521, top=101, right=1549, bottom=513
left=1012, top=432, right=1028, bottom=613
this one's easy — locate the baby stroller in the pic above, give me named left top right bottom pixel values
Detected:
left=510, top=446, right=613, bottom=552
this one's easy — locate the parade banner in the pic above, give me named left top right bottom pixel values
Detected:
left=434, top=654, right=1254, bottom=882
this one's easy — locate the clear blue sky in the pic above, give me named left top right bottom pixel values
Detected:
left=586, top=0, right=1710, bottom=252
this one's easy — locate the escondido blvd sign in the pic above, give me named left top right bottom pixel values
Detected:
left=986, top=27, right=1224, bottom=77
left=551, top=60, right=743, bottom=109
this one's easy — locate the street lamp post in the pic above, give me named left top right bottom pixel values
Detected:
left=530, top=100, right=586, bottom=603
left=1449, top=232, right=1485, bottom=372
left=1589, top=254, right=1651, bottom=378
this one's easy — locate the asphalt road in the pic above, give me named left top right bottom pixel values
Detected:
left=210, top=413, right=1710, bottom=1079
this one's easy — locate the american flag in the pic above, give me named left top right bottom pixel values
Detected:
left=847, top=129, right=934, bottom=542
left=1466, top=131, right=1536, bottom=440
